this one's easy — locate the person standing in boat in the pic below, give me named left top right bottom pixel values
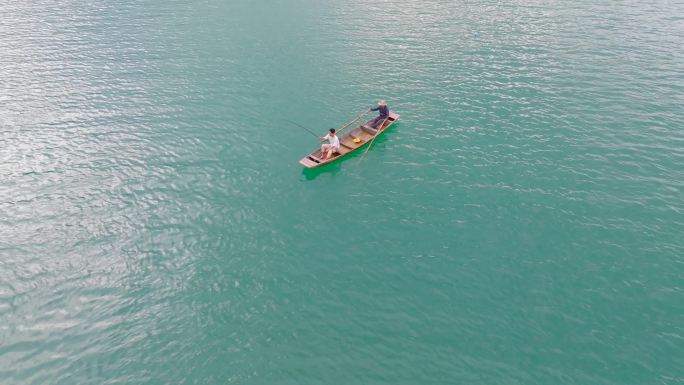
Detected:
left=368, top=100, right=389, bottom=128
left=320, top=128, right=340, bottom=159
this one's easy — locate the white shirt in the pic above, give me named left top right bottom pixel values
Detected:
left=324, top=133, right=340, bottom=150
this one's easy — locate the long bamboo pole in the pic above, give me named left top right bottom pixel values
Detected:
left=335, top=110, right=371, bottom=135
left=363, top=116, right=390, bottom=155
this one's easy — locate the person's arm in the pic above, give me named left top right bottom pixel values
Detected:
left=320, top=133, right=329, bottom=141
left=370, top=106, right=379, bottom=111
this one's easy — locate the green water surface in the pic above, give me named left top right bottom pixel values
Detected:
left=1, top=0, right=682, bottom=384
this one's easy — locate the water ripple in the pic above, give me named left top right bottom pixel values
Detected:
left=2, top=0, right=683, bottom=384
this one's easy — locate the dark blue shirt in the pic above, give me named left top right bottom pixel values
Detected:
left=371, top=105, right=389, bottom=117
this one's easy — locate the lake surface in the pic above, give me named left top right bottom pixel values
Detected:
left=1, top=0, right=683, bottom=384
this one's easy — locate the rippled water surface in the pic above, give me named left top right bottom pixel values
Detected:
left=1, top=0, right=683, bottom=384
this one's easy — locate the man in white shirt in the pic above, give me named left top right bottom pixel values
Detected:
left=320, top=128, right=340, bottom=159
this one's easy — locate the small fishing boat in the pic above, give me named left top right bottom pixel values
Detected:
left=299, top=111, right=400, bottom=168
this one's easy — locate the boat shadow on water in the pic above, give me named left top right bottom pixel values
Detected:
left=301, top=160, right=343, bottom=180
left=300, top=122, right=400, bottom=181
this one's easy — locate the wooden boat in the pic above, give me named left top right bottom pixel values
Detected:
left=299, top=111, right=400, bottom=168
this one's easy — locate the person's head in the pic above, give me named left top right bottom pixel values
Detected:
left=329, top=128, right=336, bottom=135
left=378, top=100, right=386, bottom=106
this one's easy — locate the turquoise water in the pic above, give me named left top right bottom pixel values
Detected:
left=1, top=0, right=683, bottom=384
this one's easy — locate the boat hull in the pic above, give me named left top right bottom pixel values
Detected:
left=299, top=112, right=400, bottom=168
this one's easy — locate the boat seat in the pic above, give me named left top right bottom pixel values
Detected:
left=361, top=125, right=377, bottom=135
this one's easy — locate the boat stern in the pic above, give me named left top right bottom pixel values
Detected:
left=299, top=155, right=321, bottom=168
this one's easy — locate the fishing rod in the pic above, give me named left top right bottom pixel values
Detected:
left=284, top=119, right=321, bottom=139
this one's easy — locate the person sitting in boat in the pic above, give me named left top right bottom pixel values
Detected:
left=368, top=100, right=389, bottom=128
left=320, top=128, right=340, bottom=159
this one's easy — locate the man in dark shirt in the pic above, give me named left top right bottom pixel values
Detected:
left=368, top=100, right=389, bottom=128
